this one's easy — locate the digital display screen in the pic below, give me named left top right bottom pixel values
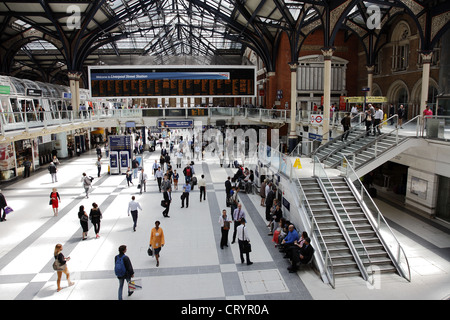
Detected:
left=89, top=66, right=256, bottom=98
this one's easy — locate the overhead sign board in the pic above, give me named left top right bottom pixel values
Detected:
left=158, top=119, right=194, bottom=128
left=88, top=65, right=256, bottom=98
left=27, top=89, right=42, bottom=97
left=345, top=96, right=388, bottom=103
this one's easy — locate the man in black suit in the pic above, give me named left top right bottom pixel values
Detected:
left=162, top=187, right=171, bottom=218
left=225, top=176, right=232, bottom=205
left=288, top=237, right=314, bottom=273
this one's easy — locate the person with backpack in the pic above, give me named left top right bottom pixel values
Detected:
left=183, top=164, right=192, bottom=183
left=114, top=245, right=134, bottom=300
left=48, top=162, right=58, bottom=183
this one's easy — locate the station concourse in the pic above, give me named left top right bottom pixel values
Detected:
left=0, top=0, right=449, bottom=303
left=0, top=142, right=449, bottom=301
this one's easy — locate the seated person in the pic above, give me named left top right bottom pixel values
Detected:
left=279, top=225, right=299, bottom=254
left=288, top=237, right=314, bottom=273
left=244, top=170, right=254, bottom=193
left=284, top=231, right=308, bottom=260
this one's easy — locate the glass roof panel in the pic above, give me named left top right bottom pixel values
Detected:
left=101, top=0, right=241, bottom=55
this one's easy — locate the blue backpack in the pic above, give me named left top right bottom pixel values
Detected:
left=114, top=255, right=127, bottom=277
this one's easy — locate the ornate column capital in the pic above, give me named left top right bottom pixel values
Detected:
left=288, top=62, right=299, bottom=71
left=67, top=71, right=82, bottom=81
left=321, top=47, right=335, bottom=60
left=366, top=65, right=375, bottom=74
left=420, top=51, right=433, bottom=64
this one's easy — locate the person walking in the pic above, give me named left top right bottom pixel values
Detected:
left=259, top=179, right=267, bottom=207
left=161, top=174, right=171, bottom=193
left=132, top=157, right=140, bottom=179
left=198, top=174, right=206, bottom=202
left=231, top=203, right=245, bottom=244
left=225, top=176, right=232, bottom=205
left=96, top=157, right=102, bottom=177
left=53, top=244, right=74, bottom=292
left=364, top=109, right=373, bottom=136
left=128, top=196, right=142, bottom=232
left=50, top=187, right=60, bottom=216
left=341, top=112, right=351, bottom=141
left=139, top=169, right=148, bottom=194
left=265, top=186, right=276, bottom=223
left=114, top=245, right=134, bottom=300
left=149, top=221, right=165, bottom=267
left=126, top=167, right=133, bottom=187
left=78, top=205, right=89, bottom=240
left=218, top=209, right=231, bottom=249
left=173, top=170, right=179, bottom=190
left=181, top=181, right=191, bottom=208
left=89, top=202, right=102, bottom=238
left=0, top=190, right=7, bottom=222
left=397, top=104, right=405, bottom=129
left=162, top=187, right=171, bottom=218
left=152, top=160, right=160, bottom=180
left=155, top=167, right=164, bottom=192
left=23, top=158, right=31, bottom=178
left=176, top=150, right=183, bottom=168
left=81, top=173, right=92, bottom=199
left=373, top=105, right=384, bottom=136
left=48, top=162, right=58, bottom=183
left=389, top=104, right=395, bottom=125
left=183, top=163, right=193, bottom=183
left=237, top=218, right=253, bottom=265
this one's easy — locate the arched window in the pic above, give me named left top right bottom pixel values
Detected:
left=391, top=21, right=410, bottom=72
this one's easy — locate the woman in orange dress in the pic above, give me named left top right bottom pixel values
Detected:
left=50, top=187, right=60, bottom=216
left=149, top=221, right=165, bottom=267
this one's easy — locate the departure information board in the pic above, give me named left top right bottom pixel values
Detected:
left=88, top=66, right=256, bottom=98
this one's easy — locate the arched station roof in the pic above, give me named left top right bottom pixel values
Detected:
left=0, top=0, right=449, bottom=85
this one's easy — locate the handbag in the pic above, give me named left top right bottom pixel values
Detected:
left=241, top=226, right=251, bottom=253
left=223, top=220, right=230, bottom=230
left=160, top=200, right=167, bottom=208
left=147, top=246, right=153, bottom=256
left=128, top=279, right=142, bottom=291
left=4, top=206, right=13, bottom=214
left=242, top=241, right=252, bottom=253
left=49, top=199, right=53, bottom=205
left=52, top=258, right=65, bottom=271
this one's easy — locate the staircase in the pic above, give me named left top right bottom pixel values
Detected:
left=299, top=178, right=361, bottom=278
left=323, top=177, right=397, bottom=274
left=317, top=129, right=406, bottom=170
left=316, top=129, right=431, bottom=177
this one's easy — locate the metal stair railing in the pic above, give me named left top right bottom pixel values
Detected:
left=313, top=155, right=375, bottom=285
left=319, top=114, right=400, bottom=164
left=289, top=113, right=365, bottom=157
left=293, top=179, right=336, bottom=288
left=340, top=155, right=411, bottom=282
left=338, top=115, right=420, bottom=170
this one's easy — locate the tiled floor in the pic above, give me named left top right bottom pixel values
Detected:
left=0, top=146, right=449, bottom=300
